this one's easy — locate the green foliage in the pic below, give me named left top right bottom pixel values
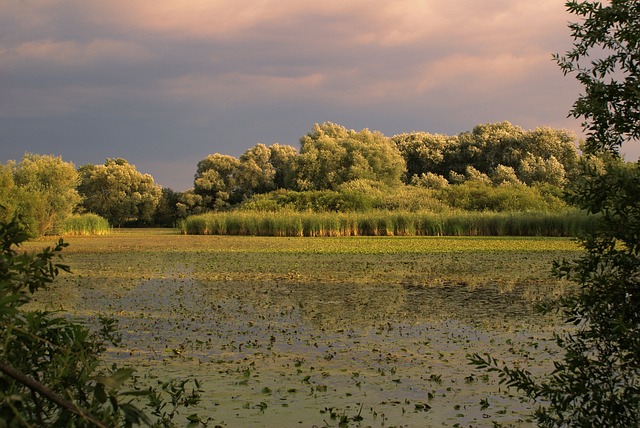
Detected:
left=194, top=144, right=298, bottom=210
left=0, top=165, right=17, bottom=225
left=410, top=172, right=450, bottom=189
left=294, top=122, right=406, bottom=190
left=460, top=121, right=527, bottom=173
left=237, top=143, right=277, bottom=195
left=153, top=188, right=183, bottom=227
left=517, top=154, right=567, bottom=186
left=548, top=158, right=640, bottom=426
left=194, top=153, right=240, bottom=208
left=175, top=189, right=205, bottom=220
left=189, top=121, right=580, bottom=217
left=491, top=165, right=522, bottom=186
left=60, top=213, right=110, bottom=235
left=1, top=154, right=81, bottom=237
left=471, top=2, right=640, bottom=426
left=0, top=218, right=203, bottom=426
left=78, top=159, right=162, bottom=227
left=392, top=132, right=457, bottom=181
left=392, top=123, right=579, bottom=187
left=240, top=188, right=375, bottom=212
left=437, top=181, right=566, bottom=212
left=240, top=180, right=566, bottom=215
left=268, top=143, right=298, bottom=189
left=182, top=209, right=592, bottom=237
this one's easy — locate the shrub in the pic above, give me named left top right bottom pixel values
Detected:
left=410, top=173, right=449, bottom=189
left=437, top=181, right=566, bottom=212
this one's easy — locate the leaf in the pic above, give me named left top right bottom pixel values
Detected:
left=186, top=413, right=201, bottom=422
left=94, top=383, right=107, bottom=404
left=121, top=402, right=151, bottom=425
left=96, top=368, right=135, bottom=390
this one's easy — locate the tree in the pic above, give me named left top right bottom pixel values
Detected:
left=0, top=164, right=17, bottom=225
left=269, top=144, right=298, bottom=189
left=194, top=153, right=241, bottom=209
left=519, top=127, right=580, bottom=174
left=194, top=143, right=299, bottom=210
left=410, top=172, right=449, bottom=189
left=463, top=165, right=492, bottom=184
left=0, top=218, right=203, bottom=426
left=236, top=144, right=277, bottom=196
left=491, top=164, right=522, bottom=186
left=462, top=121, right=526, bottom=173
left=176, top=190, right=205, bottom=218
left=294, top=122, right=406, bottom=190
left=391, top=132, right=457, bottom=183
left=517, top=154, right=567, bottom=186
left=9, top=154, right=80, bottom=236
left=471, top=1, right=640, bottom=426
left=393, top=124, right=579, bottom=187
left=558, top=1, right=640, bottom=153
left=153, top=187, right=181, bottom=227
left=457, top=122, right=580, bottom=181
left=78, top=159, right=162, bottom=227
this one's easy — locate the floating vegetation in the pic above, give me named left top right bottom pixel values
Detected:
left=25, top=230, right=581, bottom=427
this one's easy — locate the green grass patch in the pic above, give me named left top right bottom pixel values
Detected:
left=60, top=213, right=110, bottom=235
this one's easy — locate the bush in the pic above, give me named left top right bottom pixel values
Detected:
left=437, top=181, right=566, bottom=212
left=410, top=172, right=449, bottom=189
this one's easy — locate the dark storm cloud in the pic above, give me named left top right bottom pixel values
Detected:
left=1, top=0, right=615, bottom=190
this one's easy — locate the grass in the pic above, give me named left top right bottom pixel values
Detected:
left=60, top=213, right=110, bottom=235
left=182, top=209, right=594, bottom=237
left=24, top=230, right=583, bottom=427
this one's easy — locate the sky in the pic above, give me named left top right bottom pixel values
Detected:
left=1, top=1, right=635, bottom=191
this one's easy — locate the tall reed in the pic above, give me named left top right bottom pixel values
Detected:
left=183, top=209, right=594, bottom=237
left=60, top=214, right=110, bottom=235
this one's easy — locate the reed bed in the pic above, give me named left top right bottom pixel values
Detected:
left=182, top=210, right=595, bottom=237
left=60, top=214, right=111, bottom=235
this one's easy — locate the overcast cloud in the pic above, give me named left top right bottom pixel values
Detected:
left=1, top=0, right=629, bottom=190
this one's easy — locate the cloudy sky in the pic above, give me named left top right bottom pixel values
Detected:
left=1, top=1, right=627, bottom=190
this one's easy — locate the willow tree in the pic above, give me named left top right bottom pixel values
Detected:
left=294, top=122, right=406, bottom=190
left=78, top=158, right=161, bottom=227
left=6, top=154, right=80, bottom=236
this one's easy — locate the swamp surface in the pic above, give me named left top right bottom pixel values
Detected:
left=26, top=230, right=582, bottom=427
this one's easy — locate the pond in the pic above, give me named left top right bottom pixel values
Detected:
left=28, top=232, right=579, bottom=427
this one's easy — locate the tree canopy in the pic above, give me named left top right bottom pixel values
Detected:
left=393, top=122, right=579, bottom=187
left=194, top=143, right=299, bottom=210
left=294, top=122, right=406, bottom=190
left=0, top=154, right=80, bottom=237
left=0, top=119, right=586, bottom=231
left=77, top=158, right=162, bottom=227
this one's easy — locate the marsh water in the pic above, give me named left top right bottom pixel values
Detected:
left=28, top=232, right=579, bottom=427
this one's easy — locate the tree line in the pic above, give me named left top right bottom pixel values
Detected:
left=0, top=121, right=584, bottom=236
left=192, top=121, right=579, bottom=205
